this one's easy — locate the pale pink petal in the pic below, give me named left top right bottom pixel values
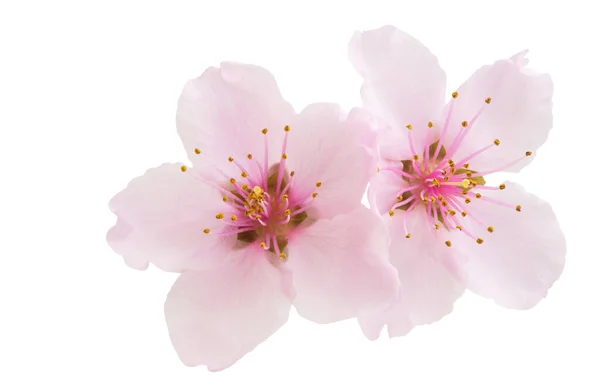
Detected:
left=367, top=169, right=405, bottom=216
left=453, top=182, right=566, bottom=309
left=176, top=62, right=295, bottom=173
left=385, top=212, right=466, bottom=325
left=107, top=163, right=234, bottom=272
left=443, top=51, right=553, bottom=173
left=164, top=248, right=294, bottom=371
left=286, top=104, right=378, bottom=219
left=349, top=25, right=446, bottom=135
left=286, top=205, right=399, bottom=323
left=358, top=298, right=414, bottom=341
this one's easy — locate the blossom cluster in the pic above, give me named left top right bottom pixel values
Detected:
left=107, top=25, right=566, bottom=371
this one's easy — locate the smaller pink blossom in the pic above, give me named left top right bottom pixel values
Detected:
left=348, top=26, right=567, bottom=339
left=107, top=62, right=398, bottom=370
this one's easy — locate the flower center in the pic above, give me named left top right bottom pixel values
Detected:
left=181, top=125, right=321, bottom=259
left=382, top=93, right=532, bottom=247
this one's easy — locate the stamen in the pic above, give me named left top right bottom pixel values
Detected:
left=180, top=165, right=187, bottom=172
left=194, top=148, right=201, bottom=155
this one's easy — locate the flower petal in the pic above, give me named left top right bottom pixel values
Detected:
left=164, top=248, right=294, bottom=371
left=286, top=104, right=378, bottom=219
left=286, top=205, right=399, bottom=324
left=176, top=62, right=295, bottom=172
left=349, top=25, right=446, bottom=132
left=386, top=211, right=466, bottom=326
left=444, top=51, right=553, bottom=173
left=454, top=181, right=566, bottom=309
left=358, top=298, right=414, bottom=341
left=107, top=163, right=234, bottom=272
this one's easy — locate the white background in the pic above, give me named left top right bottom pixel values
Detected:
left=1, top=1, right=598, bottom=389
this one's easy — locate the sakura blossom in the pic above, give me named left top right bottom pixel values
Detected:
left=107, top=62, right=398, bottom=370
left=349, top=26, right=566, bottom=339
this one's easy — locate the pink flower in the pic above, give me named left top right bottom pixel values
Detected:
left=107, top=62, right=398, bottom=370
left=349, top=26, right=566, bottom=339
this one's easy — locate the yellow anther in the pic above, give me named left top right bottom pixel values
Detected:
left=282, top=194, right=288, bottom=200
left=282, top=153, right=288, bottom=159
left=222, top=195, right=229, bottom=202
left=452, top=92, right=459, bottom=98
left=241, top=172, right=248, bottom=178
left=466, top=171, right=472, bottom=178
left=284, top=125, right=291, bottom=132
left=279, top=253, right=287, bottom=259
left=228, top=156, right=234, bottom=162
left=406, top=124, right=413, bottom=130
left=494, top=139, right=500, bottom=146
left=487, top=226, right=494, bottom=233
left=428, top=121, right=434, bottom=128
left=449, top=159, right=455, bottom=167
left=216, top=213, right=224, bottom=220
left=516, top=205, right=522, bottom=212
left=284, top=209, right=291, bottom=216
left=449, top=209, right=457, bottom=216
left=413, top=155, right=419, bottom=161
left=253, top=186, right=262, bottom=195
left=262, top=128, right=268, bottom=134
left=316, top=181, right=322, bottom=187
left=247, top=154, right=253, bottom=160
left=203, top=228, right=211, bottom=234
left=435, top=224, right=440, bottom=230
left=461, top=211, right=468, bottom=217
left=180, top=165, right=188, bottom=172
left=438, top=195, right=443, bottom=201
left=242, top=184, right=249, bottom=191
left=461, top=120, right=468, bottom=127
left=406, top=233, right=412, bottom=238
left=456, top=225, right=463, bottom=231
left=445, top=240, right=452, bottom=247
left=475, top=193, right=482, bottom=198
left=229, top=178, right=236, bottom=184
left=442, top=170, right=447, bottom=175
left=525, top=151, right=532, bottom=156
left=430, top=196, right=436, bottom=202
left=442, top=200, right=449, bottom=206
left=465, top=198, right=471, bottom=204
left=194, top=148, right=201, bottom=155
left=499, top=184, right=506, bottom=190
left=231, top=215, right=238, bottom=221
left=461, top=179, right=470, bottom=188
left=377, top=167, right=381, bottom=173
left=389, top=210, right=395, bottom=217
left=290, top=171, right=295, bottom=177
left=432, top=178, right=440, bottom=187
left=485, top=97, right=492, bottom=104
left=443, top=177, right=449, bottom=181
left=397, top=195, right=403, bottom=201
left=260, top=242, right=267, bottom=248
left=463, top=163, right=470, bottom=169
left=312, top=192, right=318, bottom=198
left=476, top=238, right=484, bottom=244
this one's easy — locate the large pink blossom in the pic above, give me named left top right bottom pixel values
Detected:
left=107, top=62, right=399, bottom=370
left=349, top=26, right=566, bottom=339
